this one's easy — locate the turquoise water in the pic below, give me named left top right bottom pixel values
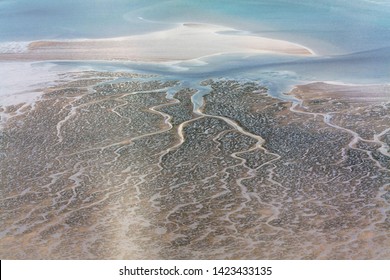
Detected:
left=1, top=0, right=390, bottom=54
left=0, top=0, right=390, bottom=99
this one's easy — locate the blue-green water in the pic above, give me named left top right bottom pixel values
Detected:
left=0, top=0, right=390, bottom=103
left=1, top=0, right=390, bottom=54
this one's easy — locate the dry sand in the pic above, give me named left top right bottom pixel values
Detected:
left=0, top=23, right=314, bottom=62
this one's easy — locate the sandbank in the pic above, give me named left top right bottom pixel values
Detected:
left=292, top=82, right=390, bottom=103
left=0, top=23, right=313, bottom=62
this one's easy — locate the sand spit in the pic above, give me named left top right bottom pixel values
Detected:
left=0, top=23, right=313, bottom=62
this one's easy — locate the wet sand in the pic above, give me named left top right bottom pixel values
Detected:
left=0, top=73, right=389, bottom=259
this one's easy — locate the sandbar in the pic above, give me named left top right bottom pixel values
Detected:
left=0, top=23, right=313, bottom=62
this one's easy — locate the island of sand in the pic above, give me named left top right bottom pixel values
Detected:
left=0, top=23, right=313, bottom=62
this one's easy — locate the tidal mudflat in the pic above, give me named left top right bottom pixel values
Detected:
left=1, top=0, right=390, bottom=261
left=1, top=72, right=388, bottom=259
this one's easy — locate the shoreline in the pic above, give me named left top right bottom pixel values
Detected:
left=0, top=58, right=388, bottom=109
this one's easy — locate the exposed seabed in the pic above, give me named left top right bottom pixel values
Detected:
left=0, top=71, right=389, bottom=259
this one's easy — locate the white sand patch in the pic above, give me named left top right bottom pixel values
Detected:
left=0, top=62, right=84, bottom=107
left=0, top=62, right=55, bottom=106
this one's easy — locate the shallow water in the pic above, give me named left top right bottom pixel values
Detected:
left=1, top=0, right=390, bottom=100
left=1, top=0, right=390, bottom=53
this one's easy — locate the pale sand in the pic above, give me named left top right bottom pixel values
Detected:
left=292, top=82, right=390, bottom=103
left=0, top=23, right=313, bottom=62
